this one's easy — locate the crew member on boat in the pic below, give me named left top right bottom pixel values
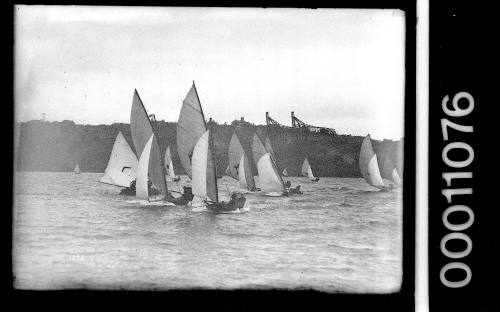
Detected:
left=284, top=181, right=303, bottom=195
left=168, top=186, right=194, bottom=205
left=207, top=192, right=246, bottom=213
left=119, top=178, right=160, bottom=196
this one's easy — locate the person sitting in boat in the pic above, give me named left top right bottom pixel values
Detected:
left=119, top=178, right=160, bottom=196
left=288, top=184, right=303, bottom=195
left=119, top=179, right=136, bottom=195
left=168, top=186, right=194, bottom=206
left=283, top=181, right=303, bottom=195
left=207, top=192, right=246, bottom=213
left=147, top=180, right=161, bottom=195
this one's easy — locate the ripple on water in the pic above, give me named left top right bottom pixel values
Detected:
left=13, top=172, right=403, bottom=292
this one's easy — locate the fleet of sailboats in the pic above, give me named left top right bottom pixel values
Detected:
left=91, top=82, right=401, bottom=210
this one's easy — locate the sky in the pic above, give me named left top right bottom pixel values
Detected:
left=15, top=6, right=405, bottom=140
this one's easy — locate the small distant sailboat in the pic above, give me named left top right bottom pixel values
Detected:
left=359, top=134, right=391, bottom=191
left=100, top=131, right=138, bottom=187
left=227, top=132, right=257, bottom=191
left=282, top=168, right=288, bottom=177
left=74, top=164, right=80, bottom=174
left=252, top=134, right=286, bottom=195
left=177, top=82, right=246, bottom=212
left=301, top=158, right=319, bottom=182
left=130, top=90, right=168, bottom=201
left=164, top=146, right=180, bottom=182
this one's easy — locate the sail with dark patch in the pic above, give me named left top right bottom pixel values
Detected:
left=227, top=132, right=244, bottom=180
left=100, top=131, right=138, bottom=187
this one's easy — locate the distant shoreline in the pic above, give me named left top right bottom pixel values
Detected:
left=15, top=119, right=402, bottom=178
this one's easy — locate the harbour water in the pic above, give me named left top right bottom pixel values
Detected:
left=13, top=172, right=402, bottom=292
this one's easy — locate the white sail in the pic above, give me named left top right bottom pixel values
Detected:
left=136, top=134, right=154, bottom=200
left=164, top=146, right=177, bottom=179
left=307, top=166, right=315, bottom=180
left=301, top=158, right=316, bottom=180
left=391, top=168, right=402, bottom=186
left=74, top=164, right=80, bottom=174
left=100, top=131, right=138, bottom=187
left=191, top=130, right=218, bottom=203
left=238, top=154, right=248, bottom=190
left=257, top=153, right=285, bottom=193
left=359, top=135, right=385, bottom=188
left=282, top=168, right=288, bottom=177
left=168, top=160, right=176, bottom=179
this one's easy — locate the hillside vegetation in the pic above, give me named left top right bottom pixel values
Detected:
left=15, top=119, right=402, bottom=177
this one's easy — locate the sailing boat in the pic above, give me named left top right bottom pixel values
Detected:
left=227, top=132, right=257, bottom=191
left=301, top=158, right=320, bottom=182
left=359, top=134, right=391, bottom=191
left=379, top=151, right=402, bottom=187
left=164, top=146, right=180, bottom=182
left=130, top=90, right=168, bottom=201
left=282, top=168, right=288, bottom=177
left=252, top=133, right=286, bottom=195
left=100, top=131, right=138, bottom=187
left=177, top=82, right=246, bottom=212
left=74, top=164, right=80, bottom=174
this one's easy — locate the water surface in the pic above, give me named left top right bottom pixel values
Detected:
left=13, top=172, right=402, bottom=292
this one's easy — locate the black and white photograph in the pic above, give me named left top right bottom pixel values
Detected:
left=13, top=6, right=407, bottom=295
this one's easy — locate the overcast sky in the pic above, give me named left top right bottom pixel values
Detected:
left=15, top=6, right=405, bottom=140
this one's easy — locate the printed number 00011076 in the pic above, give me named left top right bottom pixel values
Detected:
left=439, top=92, right=475, bottom=288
